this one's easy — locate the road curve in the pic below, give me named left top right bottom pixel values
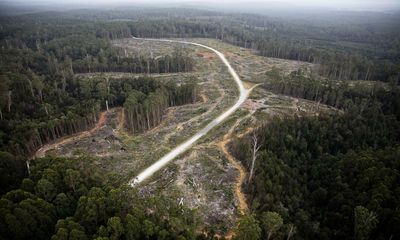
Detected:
left=130, top=37, right=249, bottom=186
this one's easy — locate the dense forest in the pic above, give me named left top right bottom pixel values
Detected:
left=231, top=77, right=400, bottom=239
left=1, top=6, right=400, bottom=240
left=0, top=155, right=200, bottom=239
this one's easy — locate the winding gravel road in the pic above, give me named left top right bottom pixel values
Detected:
left=130, top=37, right=249, bottom=186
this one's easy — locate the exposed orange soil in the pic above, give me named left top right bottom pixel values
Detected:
left=196, top=52, right=215, bottom=60
left=116, top=107, right=125, bottom=131
left=223, top=51, right=239, bottom=60
left=216, top=121, right=255, bottom=240
left=218, top=119, right=249, bottom=215
left=217, top=85, right=260, bottom=239
left=200, top=92, right=209, bottom=103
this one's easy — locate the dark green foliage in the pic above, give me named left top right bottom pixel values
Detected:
left=0, top=156, right=199, bottom=240
left=261, top=211, right=283, bottom=240
left=0, top=189, right=57, bottom=240
left=0, top=151, right=27, bottom=194
left=232, top=104, right=400, bottom=239
left=233, top=214, right=261, bottom=240
left=51, top=217, right=88, bottom=240
left=354, top=206, right=379, bottom=240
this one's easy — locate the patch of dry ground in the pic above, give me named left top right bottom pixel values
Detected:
left=34, top=38, right=340, bottom=234
left=48, top=108, right=126, bottom=158
left=219, top=115, right=252, bottom=215
left=190, top=38, right=316, bottom=81
left=33, top=110, right=108, bottom=159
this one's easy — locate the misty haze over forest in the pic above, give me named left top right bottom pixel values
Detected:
left=1, top=0, right=400, bottom=15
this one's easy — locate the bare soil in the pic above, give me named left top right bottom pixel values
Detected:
left=35, top=38, right=340, bottom=234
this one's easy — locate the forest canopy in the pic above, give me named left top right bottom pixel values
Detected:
left=1, top=6, right=400, bottom=240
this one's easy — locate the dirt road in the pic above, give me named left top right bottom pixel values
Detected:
left=130, top=37, right=249, bottom=185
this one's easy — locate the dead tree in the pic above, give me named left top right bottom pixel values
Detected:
left=287, top=224, right=296, bottom=240
left=7, top=90, right=12, bottom=112
left=105, top=76, right=110, bottom=111
left=248, top=132, right=261, bottom=183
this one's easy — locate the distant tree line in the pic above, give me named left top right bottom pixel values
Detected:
left=261, top=67, right=400, bottom=112
left=130, top=17, right=398, bottom=83
left=2, top=10, right=398, bottom=84
left=126, top=19, right=399, bottom=83
left=44, top=35, right=193, bottom=74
